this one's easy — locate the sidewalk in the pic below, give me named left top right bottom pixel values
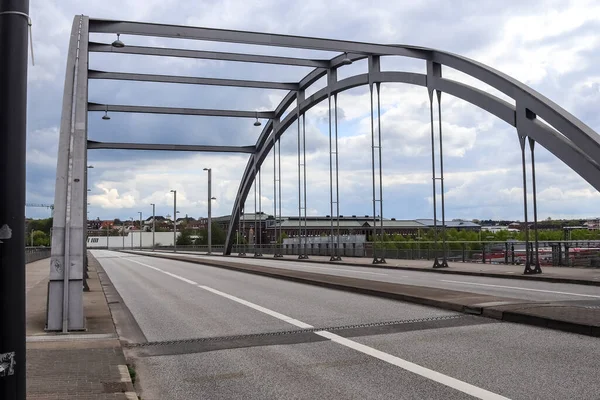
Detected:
left=26, top=256, right=137, bottom=400
left=222, top=253, right=600, bottom=286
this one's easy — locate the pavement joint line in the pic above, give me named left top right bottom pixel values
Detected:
left=439, top=279, right=600, bottom=299
left=125, top=315, right=466, bottom=348
left=117, top=252, right=509, bottom=399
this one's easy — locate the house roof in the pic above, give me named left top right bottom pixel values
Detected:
left=415, top=219, right=480, bottom=228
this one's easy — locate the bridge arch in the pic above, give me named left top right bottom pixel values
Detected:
left=225, top=51, right=600, bottom=254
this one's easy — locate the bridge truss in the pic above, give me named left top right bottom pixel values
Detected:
left=49, top=15, right=600, bottom=330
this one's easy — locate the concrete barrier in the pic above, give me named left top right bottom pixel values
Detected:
left=26, top=247, right=51, bottom=263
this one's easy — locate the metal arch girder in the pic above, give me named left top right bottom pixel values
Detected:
left=88, top=42, right=331, bottom=68
left=87, top=18, right=600, bottom=171
left=86, top=140, right=256, bottom=153
left=88, top=70, right=300, bottom=91
left=88, top=19, right=430, bottom=59
left=87, top=103, right=277, bottom=119
left=224, top=68, right=600, bottom=254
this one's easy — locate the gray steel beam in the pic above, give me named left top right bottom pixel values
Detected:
left=224, top=68, right=600, bottom=254
left=88, top=70, right=299, bottom=90
left=48, top=15, right=87, bottom=332
left=88, top=42, right=330, bottom=68
left=87, top=140, right=255, bottom=153
left=88, top=19, right=430, bottom=59
left=88, top=103, right=276, bottom=118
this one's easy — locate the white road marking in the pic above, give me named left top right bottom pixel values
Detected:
left=316, top=330, right=510, bottom=400
left=118, top=253, right=510, bottom=399
left=198, top=285, right=313, bottom=329
left=125, top=257, right=198, bottom=285
left=440, top=280, right=600, bottom=298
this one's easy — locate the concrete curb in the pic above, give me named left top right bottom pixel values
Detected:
left=126, top=251, right=599, bottom=338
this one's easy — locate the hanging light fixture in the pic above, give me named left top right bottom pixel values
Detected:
left=253, top=111, right=261, bottom=127
left=112, top=33, right=125, bottom=48
left=102, top=105, right=110, bottom=120
left=340, top=52, right=353, bottom=66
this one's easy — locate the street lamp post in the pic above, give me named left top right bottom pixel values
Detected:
left=121, top=222, right=125, bottom=249
left=170, top=190, right=177, bottom=251
left=138, top=211, right=143, bottom=249
left=130, top=217, right=134, bottom=249
left=203, top=168, right=216, bottom=255
left=150, top=203, right=156, bottom=251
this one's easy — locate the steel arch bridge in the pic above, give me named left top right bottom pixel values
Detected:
left=49, top=15, right=600, bottom=331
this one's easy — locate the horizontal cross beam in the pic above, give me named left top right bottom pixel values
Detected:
left=88, top=42, right=330, bottom=68
left=88, top=19, right=429, bottom=58
left=88, top=70, right=299, bottom=90
left=88, top=103, right=276, bottom=118
left=87, top=140, right=256, bottom=153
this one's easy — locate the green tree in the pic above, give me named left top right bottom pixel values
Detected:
left=31, top=230, right=50, bottom=246
left=176, top=229, right=193, bottom=245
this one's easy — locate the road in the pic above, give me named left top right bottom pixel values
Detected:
left=94, top=250, right=600, bottom=400
left=150, top=251, right=600, bottom=302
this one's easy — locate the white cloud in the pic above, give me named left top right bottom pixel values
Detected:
left=25, top=0, right=600, bottom=223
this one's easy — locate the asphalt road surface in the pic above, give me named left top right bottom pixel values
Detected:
left=94, top=250, right=600, bottom=400
left=152, top=251, right=600, bottom=302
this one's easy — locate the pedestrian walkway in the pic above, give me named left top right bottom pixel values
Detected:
left=26, top=257, right=137, bottom=399
left=224, top=253, right=600, bottom=286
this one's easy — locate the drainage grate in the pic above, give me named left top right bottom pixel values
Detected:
left=125, top=314, right=464, bottom=349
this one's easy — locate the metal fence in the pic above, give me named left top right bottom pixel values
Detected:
left=153, top=240, right=600, bottom=268
left=25, top=247, right=51, bottom=263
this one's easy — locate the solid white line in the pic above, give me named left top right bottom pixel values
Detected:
left=125, top=257, right=198, bottom=285
left=316, top=330, right=510, bottom=400
left=198, top=285, right=314, bottom=329
left=118, top=253, right=509, bottom=399
left=439, top=280, right=600, bottom=298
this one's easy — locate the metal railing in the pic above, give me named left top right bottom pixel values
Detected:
left=151, top=240, right=600, bottom=268
left=25, top=246, right=51, bottom=263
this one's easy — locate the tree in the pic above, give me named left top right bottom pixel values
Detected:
left=31, top=230, right=50, bottom=246
left=176, top=229, right=193, bottom=245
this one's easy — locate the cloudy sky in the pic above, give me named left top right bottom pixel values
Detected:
left=25, top=0, right=600, bottom=222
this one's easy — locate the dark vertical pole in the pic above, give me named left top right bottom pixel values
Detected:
left=528, top=138, right=542, bottom=274
left=0, top=1, right=29, bottom=398
left=429, top=90, right=441, bottom=268
left=519, top=135, right=532, bottom=274
left=436, top=90, right=449, bottom=268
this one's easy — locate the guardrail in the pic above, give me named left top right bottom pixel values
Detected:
left=149, top=240, right=600, bottom=268
left=25, top=247, right=51, bottom=263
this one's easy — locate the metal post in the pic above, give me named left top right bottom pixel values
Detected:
left=253, top=170, right=260, bottom=256
left=138, top=211, right=142, bottom=249
left=429, top=90, right=442, bottom=268
left=151, top=203, right=155, bottom=251
left=205, top=168, right=212, bottom=255
left=277, top=141, right=283, bottom=253
left=327, top=70, right=341, bottom=262
left=518, top=135, right=532, bottom=274
left=334, top=94, right=341, bottom=259
left=122, top=223, right=124, bottom=249
left=171, top=190, right=177, bottom=251
left=436, top=90, right=449, bottom=268
left=258, top=168, right=262, bottom=256
left=106, top=223, right=109, bottom=249
left=376, top=83, right=385, bottom=263
left=528, top=138, right=542, bottom=274
left=0, top=0, right=29, bottom=396
left=273, top=130, right=282, bottom=257
left=239, top=205, right=246, bottom=256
